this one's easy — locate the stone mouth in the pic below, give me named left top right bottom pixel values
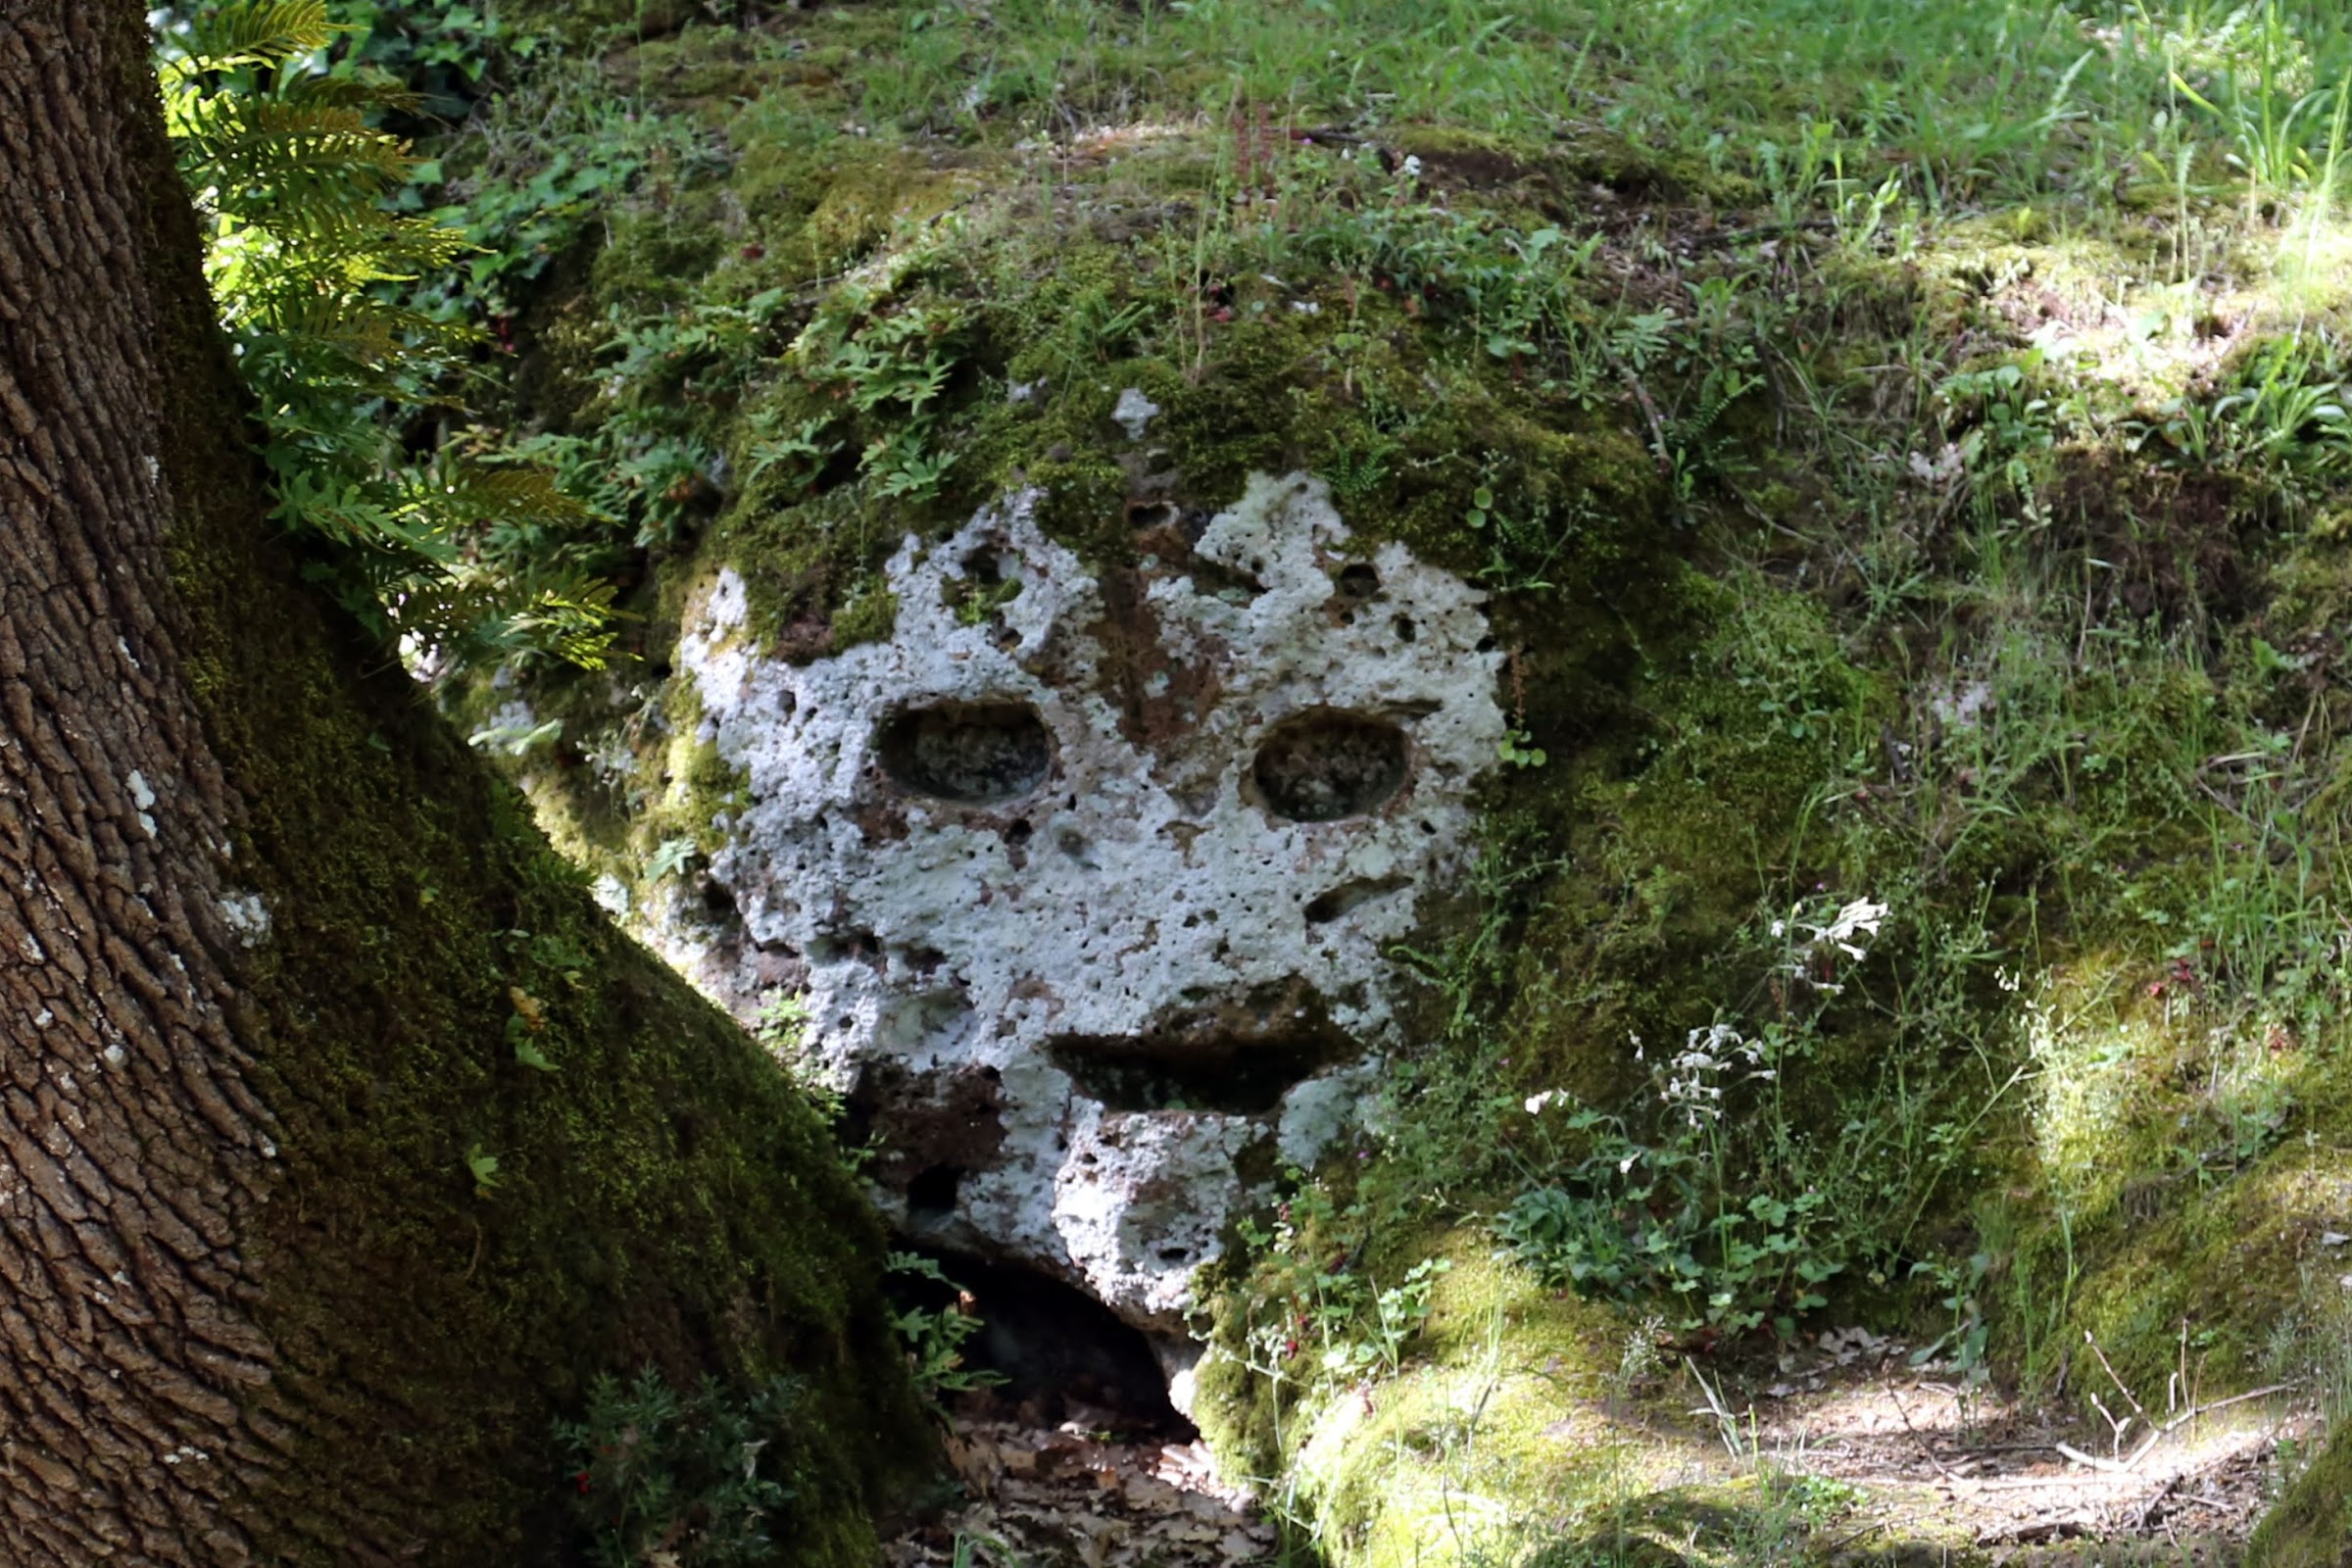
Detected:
left=1046, top=1019, right=1354, bottom=1115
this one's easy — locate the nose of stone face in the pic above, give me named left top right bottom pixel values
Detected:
left=665, top=473, right=1507, bottom=1339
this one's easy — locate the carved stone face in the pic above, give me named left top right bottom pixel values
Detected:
left=669, top=473, right=1503, bottom=1334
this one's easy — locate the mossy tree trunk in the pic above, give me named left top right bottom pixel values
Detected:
left=0, top=6, right=928, bottom=1563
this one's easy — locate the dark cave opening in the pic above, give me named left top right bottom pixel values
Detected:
left=891, top=1249, right=1193, bottom=1439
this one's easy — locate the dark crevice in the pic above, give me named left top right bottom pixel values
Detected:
left=1303, top=875, right=1410, bottom=924
left=906, top=1163, right=963, bottom=1221
left=1047, top=1020, right=1350, bottom=1114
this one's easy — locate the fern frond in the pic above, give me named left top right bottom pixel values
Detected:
left=406, top=463, right=600, bottom=535
left=185, top=98, right=412, bottom=203
left=161, top=7, right=622, bottom=673
left=175, top=0, right=335, bottom=72
left=280, top=68, right=422, bottom=116
left=213, top=213, right=475, bottom=287
left=270, top=467, right=453, bottom=559
left=229, top=293, right=478, bottom=372
left=379, top=563, right=625, bottom=670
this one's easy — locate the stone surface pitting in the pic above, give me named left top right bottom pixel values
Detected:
left=665, top=472, right=1503, bottom=1330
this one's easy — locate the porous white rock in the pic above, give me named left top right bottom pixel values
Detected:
left=665, top=471, right=1504, bottom=1332
left=1111, top=386, right=1161, bottom=441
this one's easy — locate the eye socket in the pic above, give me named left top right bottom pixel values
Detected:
left=1251, top=710, right=1408, bottom=822
left=878, top=702, right=1052, bottom=804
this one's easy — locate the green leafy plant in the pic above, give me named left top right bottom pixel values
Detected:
left=1235, top=1177, right=1453, bottom=1384
left=1502, top=1071, right=1853, bottom=1337
left=554, top=1367, right=813, bottom=1568
left=645, top=837, right=700, bottom=883
left=1497, top=727, right=1547, bottom=768
left=1500, top=898, right=1899, bottom=1336
left=886, top=1252, right=1006, bottom=1398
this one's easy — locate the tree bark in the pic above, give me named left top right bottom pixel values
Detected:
left=0, top=5, right=927, bottom=1563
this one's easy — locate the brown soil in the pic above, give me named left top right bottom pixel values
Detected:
left=1736, top=1327, right=2315, bottom=1563
left=884, top=1415, right=1279, bottom=1567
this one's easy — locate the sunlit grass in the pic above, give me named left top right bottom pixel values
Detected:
left=844, top=0, right=2352, bottom=224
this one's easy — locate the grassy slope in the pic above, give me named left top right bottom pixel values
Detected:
left=422, top=0, right=2352, bottom=1558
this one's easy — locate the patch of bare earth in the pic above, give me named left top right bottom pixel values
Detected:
left=1737, top=1327, right=2316, bottom=1562
left=883, top=1414, right=1279, bottom=1568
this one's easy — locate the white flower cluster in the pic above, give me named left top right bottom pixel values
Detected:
left=1664, top=1022, right=1773, bottom=1127
left=1770, top=896, right=1889, bottom=993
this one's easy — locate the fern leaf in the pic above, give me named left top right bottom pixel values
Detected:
left=176, top=0, right=335, bottom=71
left=279, top=68, right=421, bottom=116
left=185, top=98, right=413, bottom=205
left=406, top=463, right=599, bottom=533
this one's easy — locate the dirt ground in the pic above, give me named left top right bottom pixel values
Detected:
left=1739, top=1326, right=2311, bottom=1562
left=881, top=1320, right=2316, bottom=1567
left=881, top=1411, right=1279, bottom=1568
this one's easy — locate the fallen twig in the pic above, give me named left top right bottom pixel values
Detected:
left=1604, top=346, right=1674, bottom=482
left=2084, top=1330, right=2150, bottom=1426
left=2057, top=1380, right=2301, bottom=1476
left=1883, top=1379, right=1962, bottom=1483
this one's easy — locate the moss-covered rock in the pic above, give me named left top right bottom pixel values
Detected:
left=404, top=2, right=2352, bottom=1559
left=2250, top=1427, right=2352, bottom=1568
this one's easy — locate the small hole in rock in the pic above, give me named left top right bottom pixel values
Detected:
left=1394, top=614, right=1417, bottom=643
left=1336, top=563, right=1380, bottom=600
left=1005, top=818, right=1033, bottom=847
left=878, top=702, right=1051, bottom=804
left=906, top=1163, right=963, bottom=1221
left=1303, top=876, right=1410, bottom=924
left=699, top=878, right=737, bottom=918
left=1252, top=710, right=1409, bottom=822
left=1157, top=1247, right=1193, bottom=1264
